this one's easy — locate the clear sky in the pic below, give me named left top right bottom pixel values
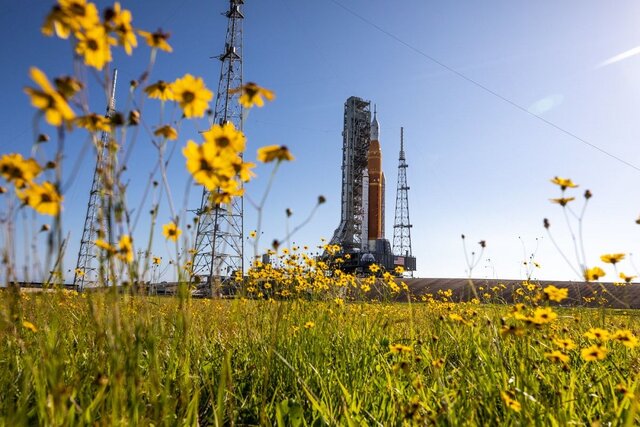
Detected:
left=2, top=0, right=640, bottom=282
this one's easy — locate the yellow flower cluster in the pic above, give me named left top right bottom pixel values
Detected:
left=389, top=343, right=413, bottom=354
left=240, top=243, right=407, bottom=302
left=543, top=285, right=568, bottom=303
left=183, top=122, right=254, bottom=204
left=500, top=391, right=521, bottom=412
left=0, top=153, right=62, bottom=216
left=548, top=176, right=581, bottom=208
left=229, top=82, right=275, bottom=108
left=145, top=75, right=213, bottom=118
left=94, top=234, right=134, bottom=262
left=42, top=0, right=142, bottom=70
left=512, top=306, right=558, bottom=325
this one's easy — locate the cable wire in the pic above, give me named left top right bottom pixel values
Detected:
left=328, top=0, right=640, bottom=173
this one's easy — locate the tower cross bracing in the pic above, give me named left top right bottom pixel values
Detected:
left=392, top=127, right=413, bottom=259
left=73, top=70, right=118, bottom=291
left=191, top=0, right=244, bottom=290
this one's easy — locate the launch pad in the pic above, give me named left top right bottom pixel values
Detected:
left=329, top=96, right=417, bottom=275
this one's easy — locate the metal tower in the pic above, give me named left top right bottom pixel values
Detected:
left=191, top=0, right=244, bottom=289
left=330, top=96, right=371, bottom=251
left=392, top=127, right=413, bottom=259
left=73, top=70, right=118, bottom=290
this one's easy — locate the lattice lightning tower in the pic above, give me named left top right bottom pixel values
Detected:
left=73, top=70, right=118, bottom=291
left=191, top=0, right=244, bottom=289
left=392, top=127, right=413, bottom=260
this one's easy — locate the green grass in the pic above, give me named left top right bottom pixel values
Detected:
left=2, top=289, right=639, bottom=425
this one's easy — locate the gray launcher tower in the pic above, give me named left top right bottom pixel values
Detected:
left=330, top=96, right=371, bottom=252
left=330, top=97, right=416, bottom=274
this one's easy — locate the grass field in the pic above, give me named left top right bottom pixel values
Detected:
left=2, top=2, right=639, bottom=425
left=2, top=287, right=639, bottom=425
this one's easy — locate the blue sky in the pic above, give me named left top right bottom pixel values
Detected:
left=2, top=0, right=640, bottom=282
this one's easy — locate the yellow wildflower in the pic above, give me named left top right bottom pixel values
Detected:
left=209, top=179, right=244, bottom=204
left=600, top=253, right=625, bottom=265
left=249, top=230, right=257, bottom=238
left=550, top=197, right=575, bottom=207
left=138, top=29, right=172, bottom=52
left=257, top=145, right=294, bottom=163
left=611, top=330, right=638, bottom=348
left=389, top=343, right=412, bottom=354
left=154, top=125, right=178, bottom=141
left=543, top=285, right=568, bottom=303
left=233, top=159, right=255, bottom=182
left=22, top=321, right=38, bottom=333
left=54, top=76, right=83, bottom=99
left=24, top=67, right=75, bottom=126
left=152, top=256, right=161, bottom=265
left=42, top=0, right=100, bottom=39
left=500, top=391, right=521, bottom=412
left=171, top=74, right=212, bottom=118
left=145, top=81, right=174, bottom=101
left=394, top=265, right=404, bottom=275
left=510, top=303, right=526, bottom=313
left=584, top=266, right=605, bottom=282
left=581, top=345, right=607, bottom=361
left=75, top=25, right=115, bottom=70
left=553, top=337, right=576, bottom=350
left=431, top=358, right=445, bottom=368
left=183, top=140, right=222, bottom=190
left=531, top=307, right=557, bottom=325
left=619, top=272, right=636, bottom=283
left=368, top=263, right=380, bottom=273
left=118, top=234, right=133, bottom=262
left=74, top=268, right=85, bottom=277
left=76, top=113, right=111, bottom=132
left=162, top=222, right=181, bottom=241
left=17, top=181, right=63, bottom=216
left=615, top=383, right=634, bottom=399
left=95, top=238, right=115, bottom=253
left=104, top=2, right=137, bottom=55
left=500, top=324, right=525, bottom=337
left=230, top=82, right=275, bottom=108
left=449, top=313, right=465, bottom=322
left=550, top=176, right=578, bottom=190
left=304, top=321, right=315, bottom=329
left=584, top=328, right=610, bottom=341
left=0, top=153, right=41, bottom=187
left=202, top=122, right=246, bottom=153
left=544, top=350, right=569, bottom=364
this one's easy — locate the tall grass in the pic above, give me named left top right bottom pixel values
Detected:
left=2, top=289, right=639, bottom=425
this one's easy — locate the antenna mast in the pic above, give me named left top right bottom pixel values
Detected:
left=392, top=127, right=414, bottom=273
left=73, top=69, right=118, bottom=290
left=191, top=0, right=244, bottom=293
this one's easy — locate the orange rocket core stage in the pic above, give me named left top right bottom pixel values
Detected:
left=367, top=139, right=383, bottom=241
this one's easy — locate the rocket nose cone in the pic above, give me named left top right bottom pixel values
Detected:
left=371, top=111, right=379, bottom=141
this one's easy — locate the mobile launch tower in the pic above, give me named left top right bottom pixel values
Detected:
left=330, top=96, right=416, bottom=274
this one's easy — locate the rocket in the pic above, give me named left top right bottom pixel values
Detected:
left=367, top=109, right=385, bottom=249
